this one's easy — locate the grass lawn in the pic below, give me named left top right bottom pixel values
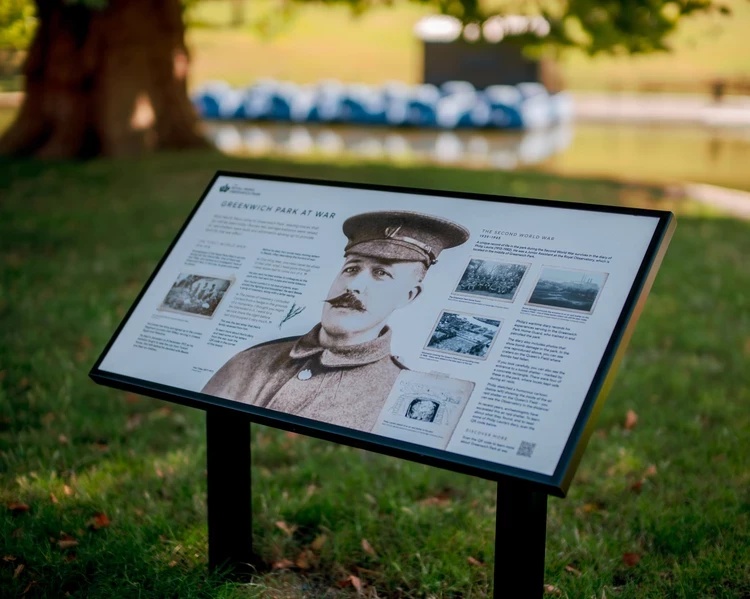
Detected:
left=1, top=152, right=749, bottom=598
left=185, top=0, right=750, bottom=93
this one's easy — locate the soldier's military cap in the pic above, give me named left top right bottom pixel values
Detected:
left=342, top=210, right=470, bottom=267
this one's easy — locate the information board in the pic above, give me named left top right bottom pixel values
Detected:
left=91, top=172, right=674, bottom=495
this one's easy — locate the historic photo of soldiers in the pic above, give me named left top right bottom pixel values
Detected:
left=159, top=273, right=233, bottom=318
left=454, top=258, right=530, bottom=302
left=201, top=210, right=471, bottom=434
left=425, top=310, right=502, bottom=360
left=526, top=266, right=608, bottom=314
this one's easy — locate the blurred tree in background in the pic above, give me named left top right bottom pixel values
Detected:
left=0, top=0, right=731, bottom=159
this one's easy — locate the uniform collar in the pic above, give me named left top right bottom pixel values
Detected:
left=289, top=323, right=393, bottom=367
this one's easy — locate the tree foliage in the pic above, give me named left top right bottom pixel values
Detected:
left=0, top=0, right=733, bottom=56
left=0, top=0, right=36, bottom=50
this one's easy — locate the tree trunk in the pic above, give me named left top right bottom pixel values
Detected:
left=0, top=0, right=207, bottom=158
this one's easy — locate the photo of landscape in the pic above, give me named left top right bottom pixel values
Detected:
left=454, top=258, right=530, bottom=302
left=425, top=311, right=502, bottom=360
left=526, top=267, right=608, bottom=314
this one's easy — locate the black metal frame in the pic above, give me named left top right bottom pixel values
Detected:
left=90, top=170, right=675, bottom=497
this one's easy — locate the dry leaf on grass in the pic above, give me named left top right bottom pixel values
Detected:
left=624, top=409, right=638, bottom=430
left=13, top=564, right=24, bottom=579
left=63, top=485, right=73, bottom=496
left=419, top=495, right=451, bottom=507
left=467, top=556, right=484, bottom=567
left=126, top=414, right=143, bottom=432
left=630, top=479, right=644, bottom=493
left=58, top=539, right=79, bottom=549
left=275, top=521, right=297, bottom=536
left=644, top=464, right=657, bottom=477
left=564, top=564, right=582, bottom=576
left=295, top=549, right=313, bottom=569
left=361, top=538, right=377, bottom=557
left=337, top=575, right=363, bottom=593
left=88, top=512, right=111, bottom=530
left=168, top=560, right=177, bottom=567
left=622, top=552, right=641, bottom=567
left=310, top=534, right=327, bottom=551
left=7, top=502, right=30, bottom=513
left=3, top=555, right=16, bottom=562
left=544, top=584, right=562, bottom=595
left=58, top=434, right=69, bottom=445
left=50, top=493, right=59, bottom=504
left=272, top=559, right=295, bottom=570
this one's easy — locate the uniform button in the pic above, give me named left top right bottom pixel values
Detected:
left=297, top=369, right=312, bottom=381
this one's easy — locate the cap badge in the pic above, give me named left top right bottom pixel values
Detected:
left=297, top=369, right=312, bottom=381
left=384, top=225, right=402, bottom=239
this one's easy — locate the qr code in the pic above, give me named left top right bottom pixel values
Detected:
left=516, top=441, right=536, bottom=458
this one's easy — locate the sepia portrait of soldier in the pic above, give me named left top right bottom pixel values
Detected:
left=201, top=210, right=470, bottom=433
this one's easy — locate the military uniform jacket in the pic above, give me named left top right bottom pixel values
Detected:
left=201, top=324, right=406, bottom=433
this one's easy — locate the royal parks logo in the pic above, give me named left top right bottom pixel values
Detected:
left=218, top=182, right=260, bottom=196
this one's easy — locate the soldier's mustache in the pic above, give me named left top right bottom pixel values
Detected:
left=324, top=291, right=366, bottom=312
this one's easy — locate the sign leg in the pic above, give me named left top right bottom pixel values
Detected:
left=494, top=480, right=548, bottom=599
left=206, top=409, right=256, bottom=575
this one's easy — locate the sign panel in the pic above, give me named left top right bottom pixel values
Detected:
left=91, top=172, right=674, bottom=495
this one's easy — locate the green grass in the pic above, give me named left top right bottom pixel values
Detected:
left=185, top=0, right=750, bottom=93
left=1, top=151, right=749, bottom=598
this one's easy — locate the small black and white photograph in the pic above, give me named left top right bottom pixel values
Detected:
left=454, top=257, right=530, bottom=302
left=159, top=273, right=234, bottom=318
left=526, top=267, right=608, bottom=314
left=425, top=310, right=502, bottom=360
left=405, top=398, right=441, bottom=422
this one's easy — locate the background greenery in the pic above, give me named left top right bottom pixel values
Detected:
left=1, top=152, right=748, bottom=597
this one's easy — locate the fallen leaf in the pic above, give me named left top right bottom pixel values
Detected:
left=419, top=495, right=451, bottom=507
left=544, top=584, right=562, bottom=595
left=50, top=493, right=59, bottom=504
left=622, top=552, right=641, bottom=567
left=306, top=484, right=318, bottom=498
left=22, top=580, right=37, bottom=593
left=624, top=409, right=638, bottom=430
left=467, top=556, right=484, bottom=567
left=310, top=533, right=327, bottom=551
left=644, top=464, right=657, bottom=478
left=361, top=538, right=377, bottom=557
left=126, top=413, right=143, bottom=432
left=564, top=564, right=582, bottom=577
left=2, top=555, right=16, bottom=562
left=295, top=549, right=313, bottom=569
left=88, top=512, right=111, bottom=530
left=272, top=559, right=294, bottom=570
left=284, top=431, right=300, bottom=440
left=8, top=502, right=30, bottom=513
left=58, top=539, right=79, bottom=549
left=168, top=560, right=177, bottom=567
left=13, top=564, right=24, bottom=578
left=582, top=503, right=601, bottom=513
left=275, top=521, right=297, bottom=536
left=58, top=434, right=69, bottom=445
left=63, top=485, right=73, bottom=496
left=338, top=575, right=363, bottom=593
left=630, top=479, right=644, bottom=493
left=364, top=493, right=376, bottom=504
left=93, top=442, right=108, bottom=452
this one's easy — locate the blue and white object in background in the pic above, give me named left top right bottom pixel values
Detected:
left=192, top=79, right=573, bottom=130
